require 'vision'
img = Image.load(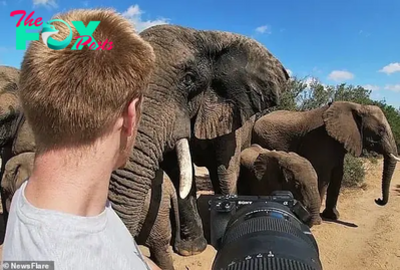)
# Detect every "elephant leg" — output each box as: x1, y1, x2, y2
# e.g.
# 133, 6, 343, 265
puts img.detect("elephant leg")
213, 130, 242, 195
147, 217, 175, 270
318, 182, 328, 205
322, 165, 344, 220
0, 187, 8, 244
149, 244, 174, 270
161, 151, 207, 256
0, 146, 13, 245
207, 165, 221, 194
